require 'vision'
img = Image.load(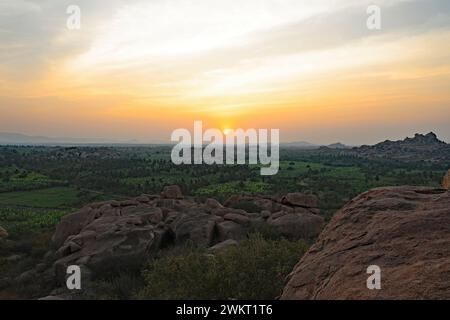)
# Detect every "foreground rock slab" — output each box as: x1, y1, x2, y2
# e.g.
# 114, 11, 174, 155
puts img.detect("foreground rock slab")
281, 186, 450, 300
